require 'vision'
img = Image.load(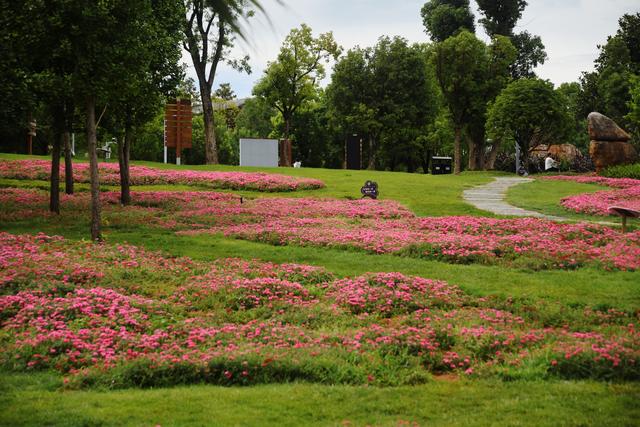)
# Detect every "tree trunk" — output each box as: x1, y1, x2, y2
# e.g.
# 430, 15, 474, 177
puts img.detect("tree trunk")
484, 141, 500, 170
367, 135, 376, 170
63, 131, 74, 194
467, 137, 477, 171
118, 126, 132, 206
282, 117, 292, 167
201, 85, 218, 165
49, 132, 61, 214
86, 96, 102, 242
422, 149, 431, 174
454, 126, 462, 175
